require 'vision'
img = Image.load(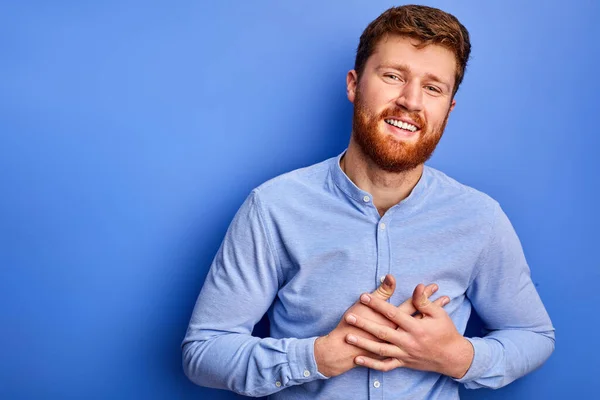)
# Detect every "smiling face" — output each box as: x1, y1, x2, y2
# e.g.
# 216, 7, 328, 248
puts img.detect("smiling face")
347, 35, 457, 173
